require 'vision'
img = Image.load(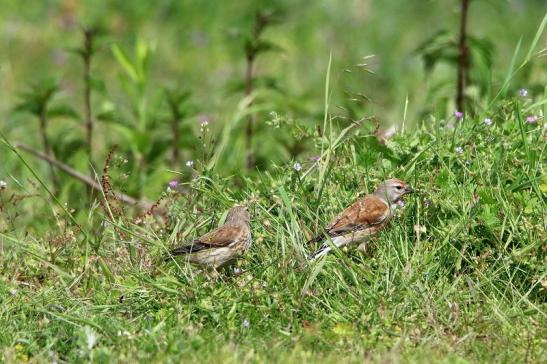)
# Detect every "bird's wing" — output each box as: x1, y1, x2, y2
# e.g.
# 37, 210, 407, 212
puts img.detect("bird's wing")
169, 224, 242, 256
325, 195, 389, 235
